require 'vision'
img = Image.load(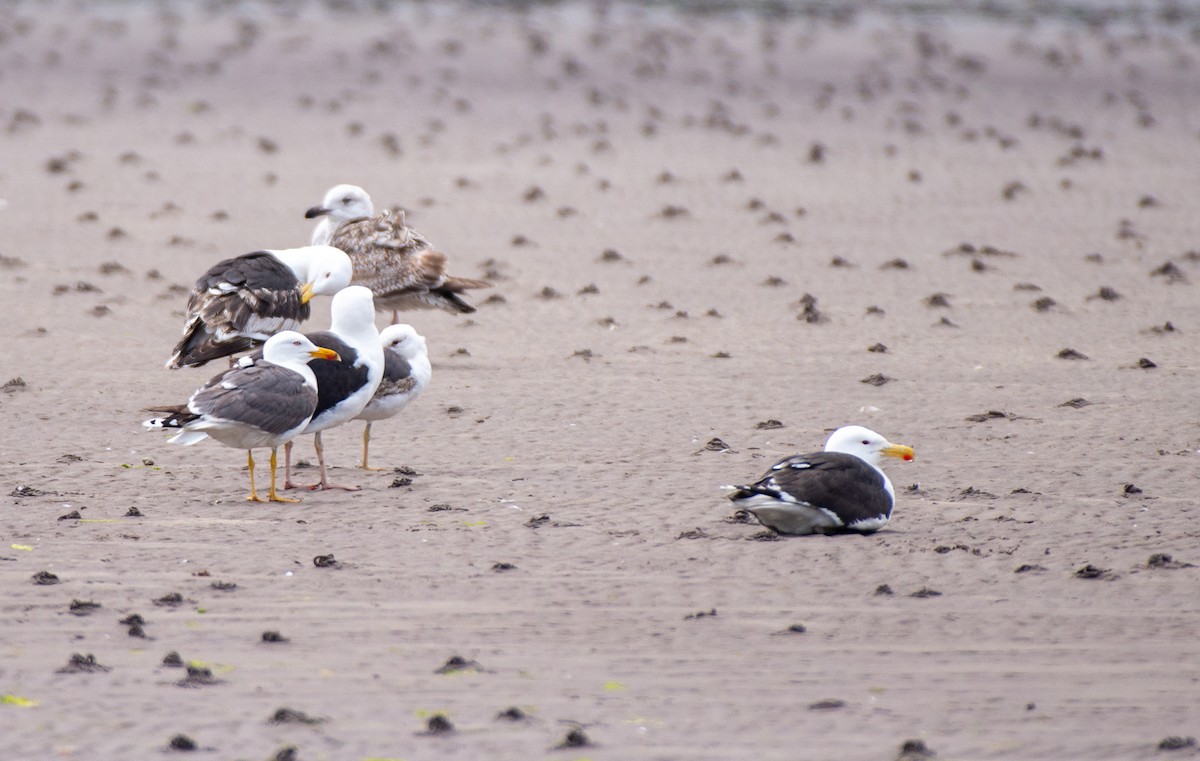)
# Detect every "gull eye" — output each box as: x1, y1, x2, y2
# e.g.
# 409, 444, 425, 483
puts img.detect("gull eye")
862, 440, 870, 445
342, 196, 352, 205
